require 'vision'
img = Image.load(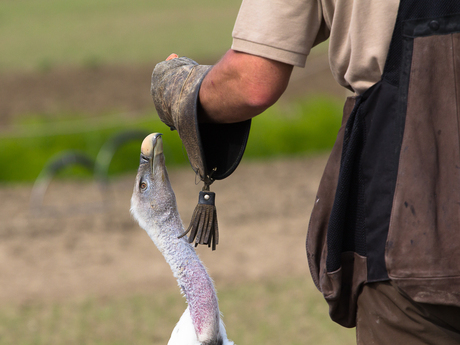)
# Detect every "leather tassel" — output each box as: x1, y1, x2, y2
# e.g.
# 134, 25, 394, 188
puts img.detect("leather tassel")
178, 189, 219, 250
